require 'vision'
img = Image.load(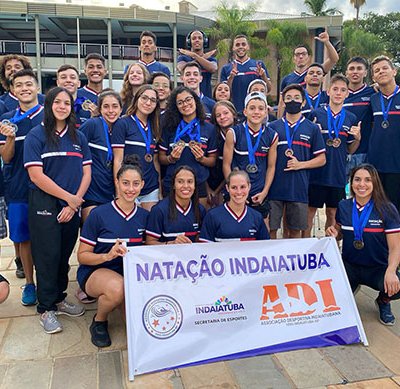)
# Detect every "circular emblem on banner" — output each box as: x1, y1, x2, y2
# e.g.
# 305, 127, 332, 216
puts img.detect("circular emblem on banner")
142, 295, 183, 339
